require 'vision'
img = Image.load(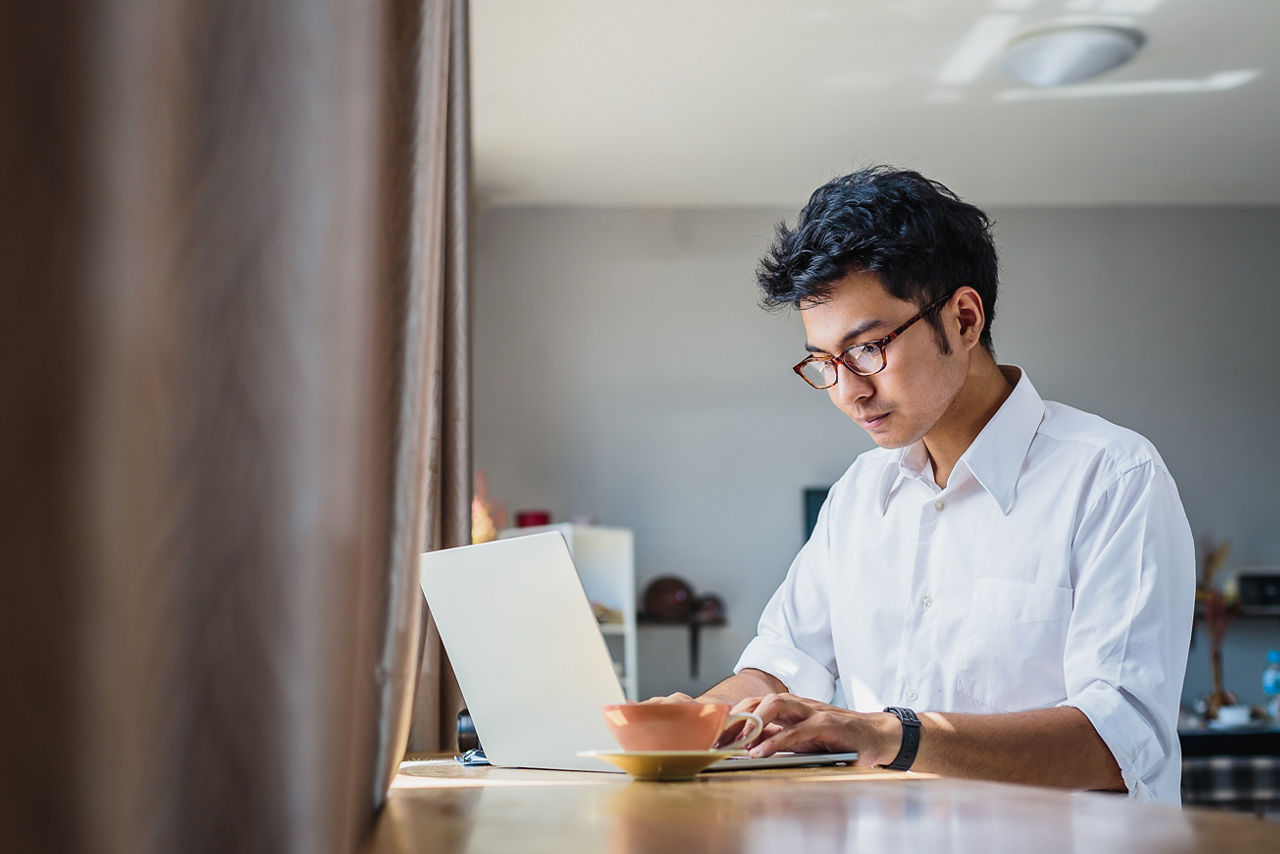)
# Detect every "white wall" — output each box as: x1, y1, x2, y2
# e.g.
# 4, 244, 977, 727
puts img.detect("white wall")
474, 205, 1280, 705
